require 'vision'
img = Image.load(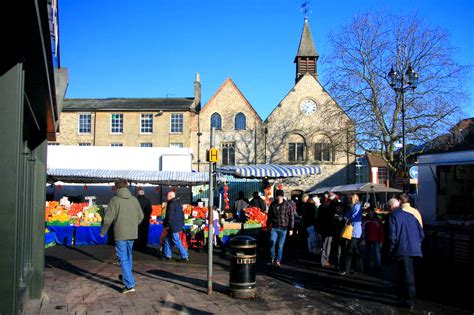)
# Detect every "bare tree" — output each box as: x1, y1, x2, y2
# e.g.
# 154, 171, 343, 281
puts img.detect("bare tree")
323, 11, 471, 176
